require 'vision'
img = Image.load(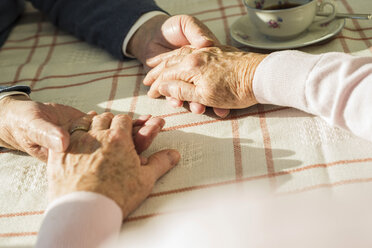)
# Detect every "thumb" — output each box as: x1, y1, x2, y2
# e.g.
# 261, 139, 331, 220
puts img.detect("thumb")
163, 15, 219, 48
146, 149, 180, 181
28, 119, 69, 152
183, 15, 220, 48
